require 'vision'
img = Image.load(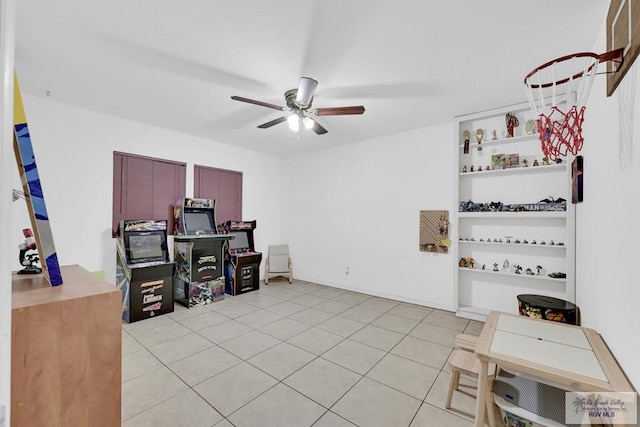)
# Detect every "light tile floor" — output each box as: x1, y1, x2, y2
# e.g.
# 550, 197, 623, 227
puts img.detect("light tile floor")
121, 279, 488, 426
